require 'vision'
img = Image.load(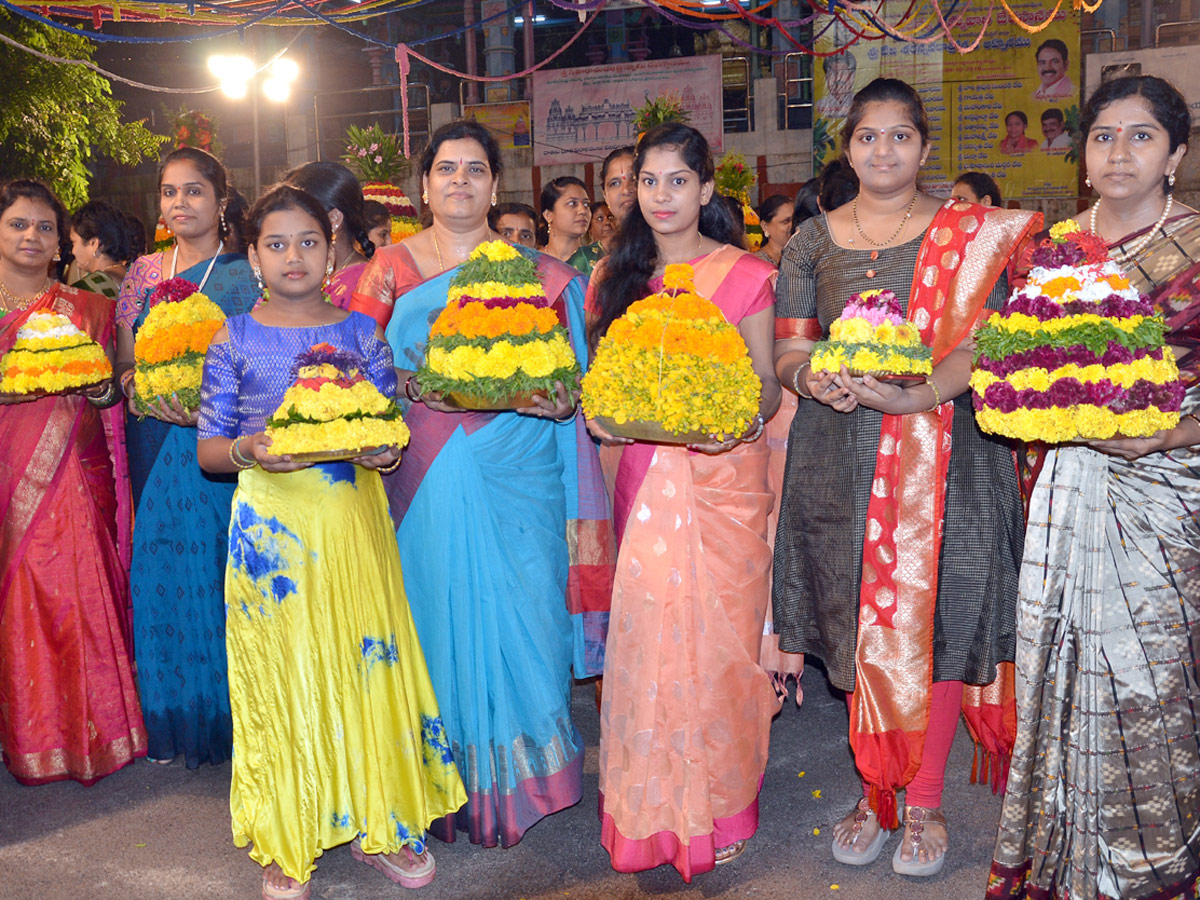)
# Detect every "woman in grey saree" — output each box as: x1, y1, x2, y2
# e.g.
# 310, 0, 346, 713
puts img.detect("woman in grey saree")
987, 76, 1200, 900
